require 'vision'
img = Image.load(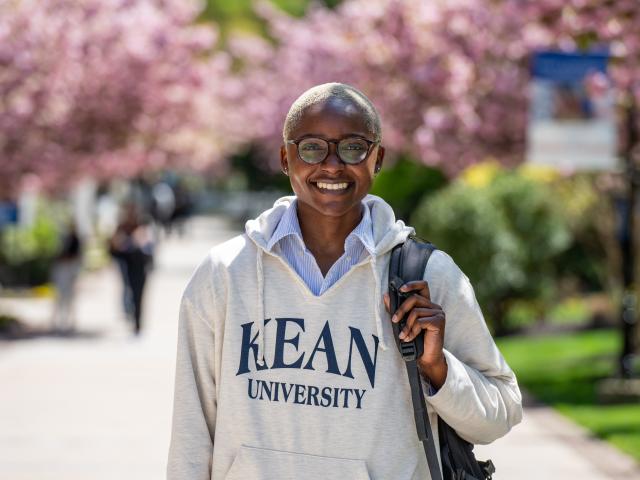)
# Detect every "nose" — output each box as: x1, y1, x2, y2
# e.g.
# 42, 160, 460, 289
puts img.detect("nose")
321, 143, 344, 173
